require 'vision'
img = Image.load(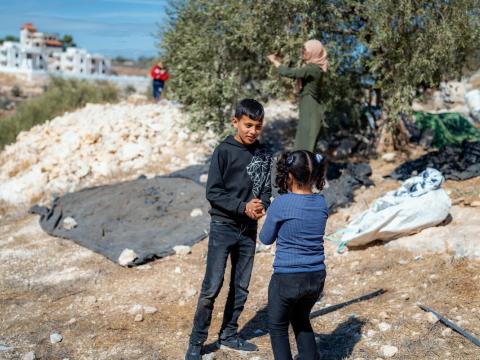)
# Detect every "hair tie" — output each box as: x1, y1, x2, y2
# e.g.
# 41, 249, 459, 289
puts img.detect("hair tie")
286, 155, 294, 167
315, 153, 323, 163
